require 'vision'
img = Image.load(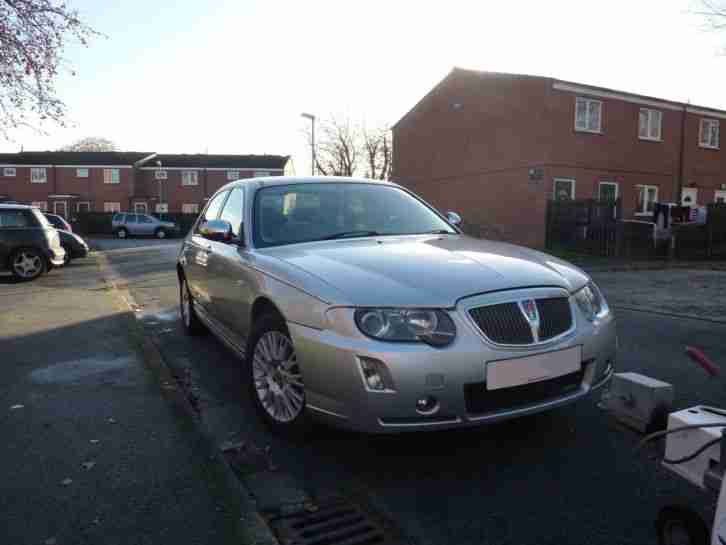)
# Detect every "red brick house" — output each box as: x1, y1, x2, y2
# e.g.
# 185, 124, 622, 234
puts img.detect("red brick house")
0, 151, 292, 217
392, 68, 726, 248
